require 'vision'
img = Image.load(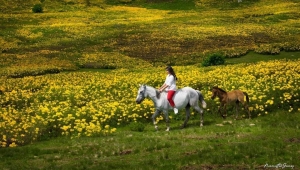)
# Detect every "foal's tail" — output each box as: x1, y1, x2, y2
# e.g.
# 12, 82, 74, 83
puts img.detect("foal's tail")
243, 92, 249, 104
196, 90, 207, 109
